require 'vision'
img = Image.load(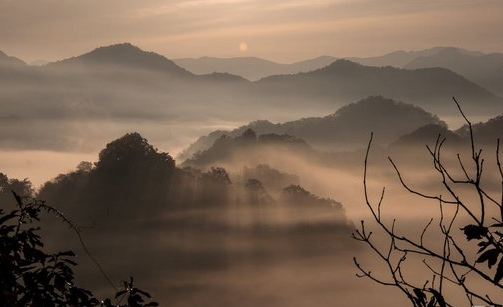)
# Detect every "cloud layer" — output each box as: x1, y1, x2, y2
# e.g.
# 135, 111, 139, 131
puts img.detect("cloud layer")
1, 0, 502, 62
